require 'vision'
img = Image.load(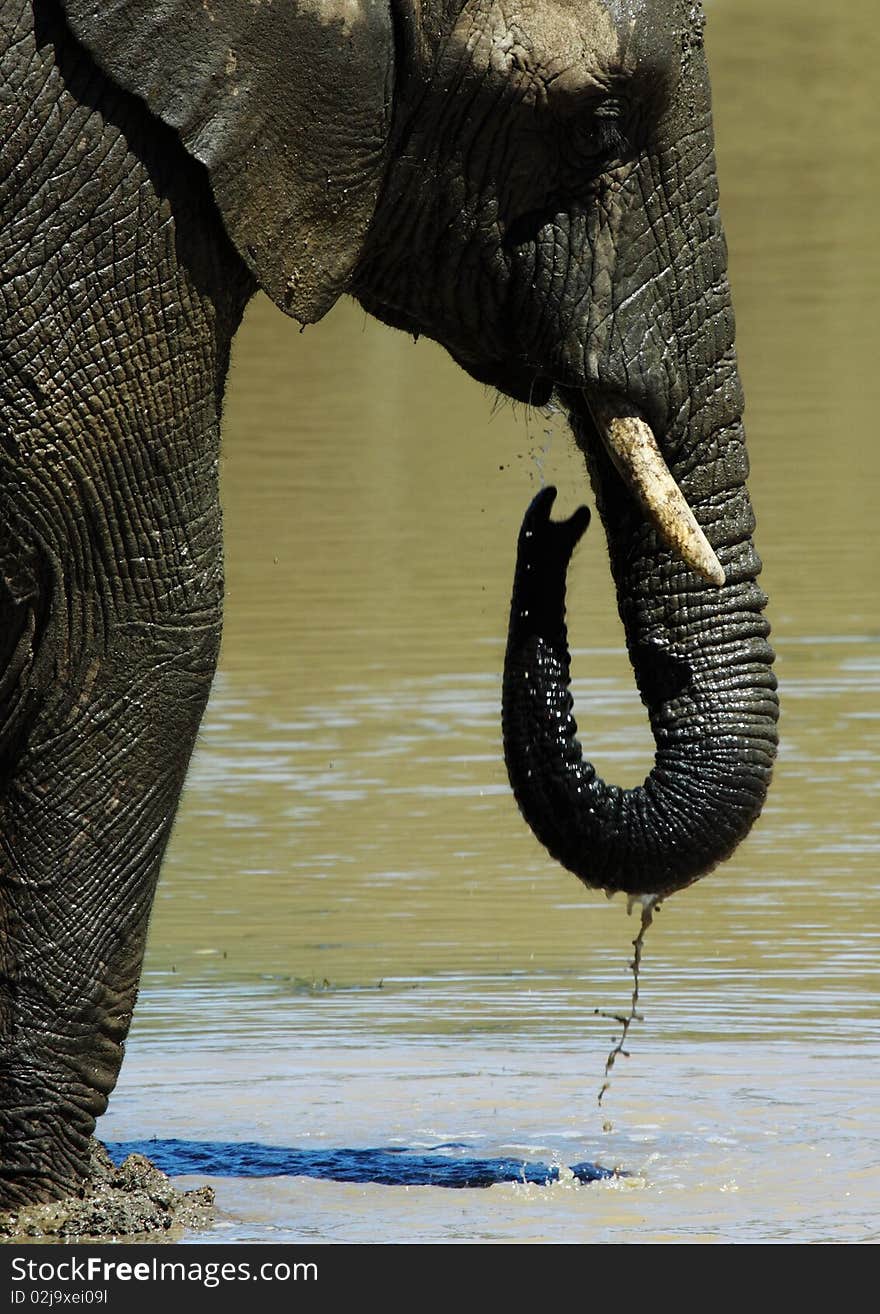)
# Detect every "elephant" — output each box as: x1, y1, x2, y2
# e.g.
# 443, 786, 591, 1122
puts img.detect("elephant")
0, 0, 778, 1208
